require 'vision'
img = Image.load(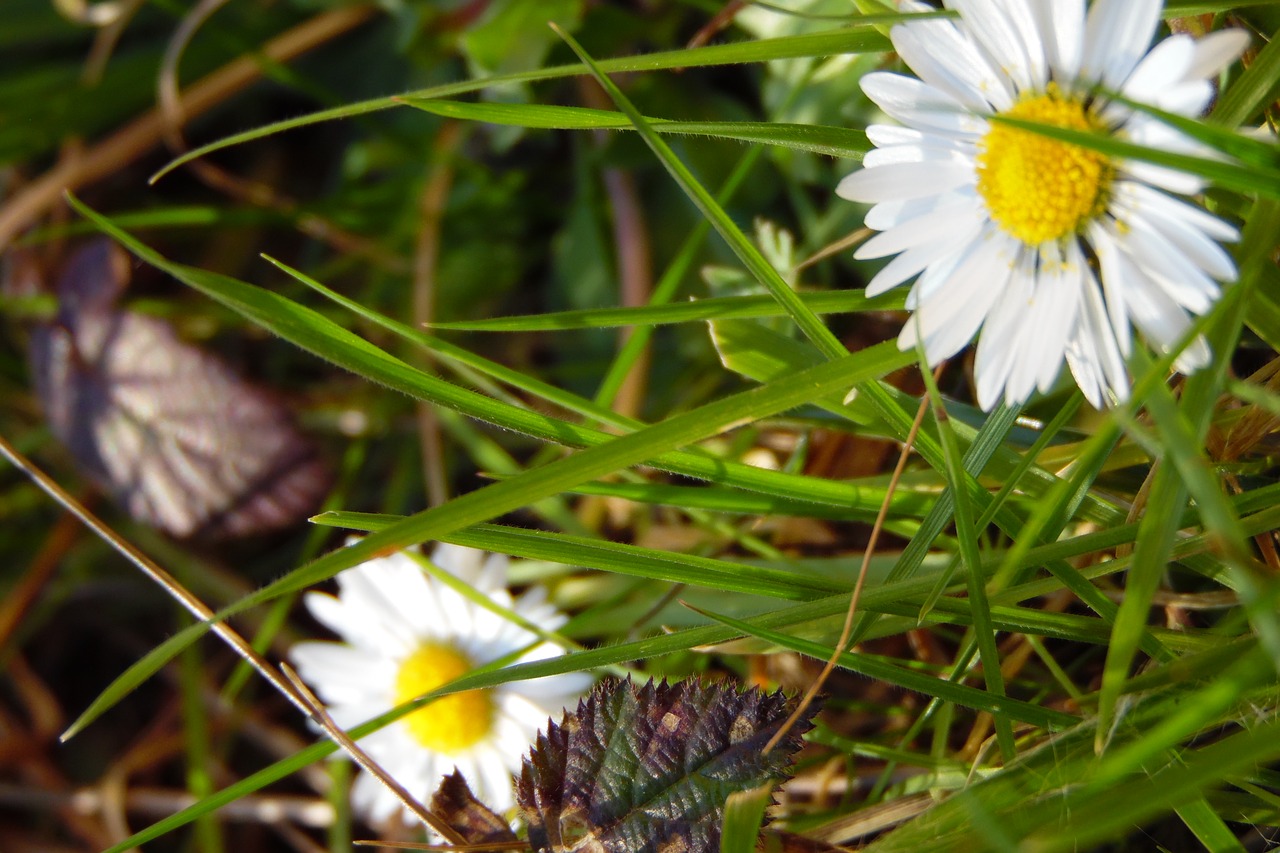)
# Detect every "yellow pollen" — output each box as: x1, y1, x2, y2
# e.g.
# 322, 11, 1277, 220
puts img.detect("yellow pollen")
976, 88, 1113, 245
393, 641, 493, 754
